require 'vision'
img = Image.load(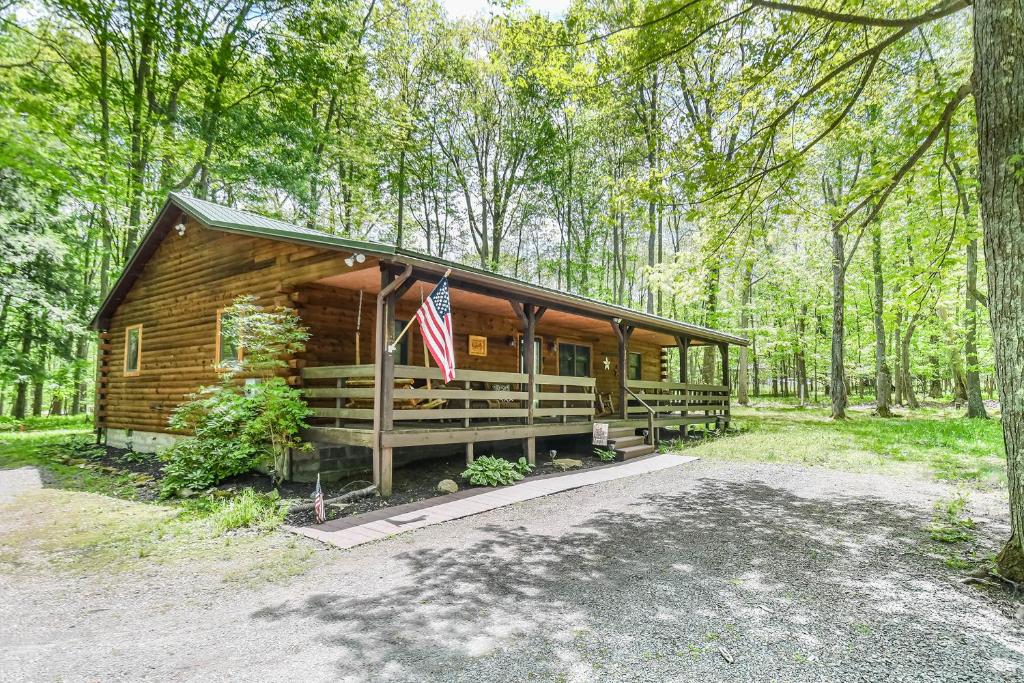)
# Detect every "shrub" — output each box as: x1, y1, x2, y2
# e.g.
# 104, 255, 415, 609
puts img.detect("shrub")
594, 447, 617, 462
462, 455, 529, 487
158, 296, 311, 498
